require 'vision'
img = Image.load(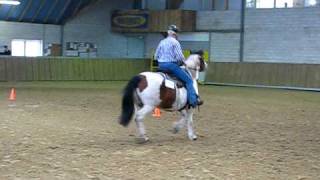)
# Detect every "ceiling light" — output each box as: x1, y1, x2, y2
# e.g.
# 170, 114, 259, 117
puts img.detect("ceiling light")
0, 0, 20, 5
